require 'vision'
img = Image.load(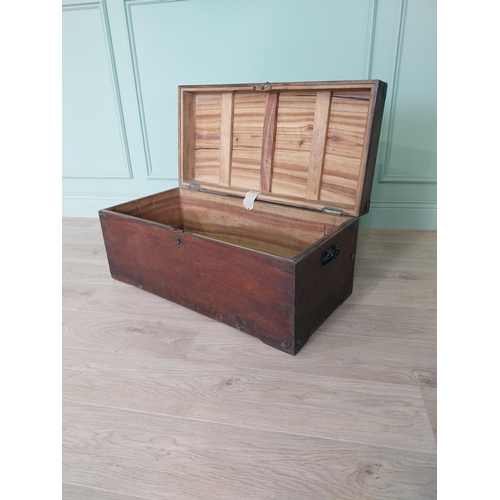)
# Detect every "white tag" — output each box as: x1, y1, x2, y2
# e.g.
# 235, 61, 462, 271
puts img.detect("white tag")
243, 191, 260, 210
